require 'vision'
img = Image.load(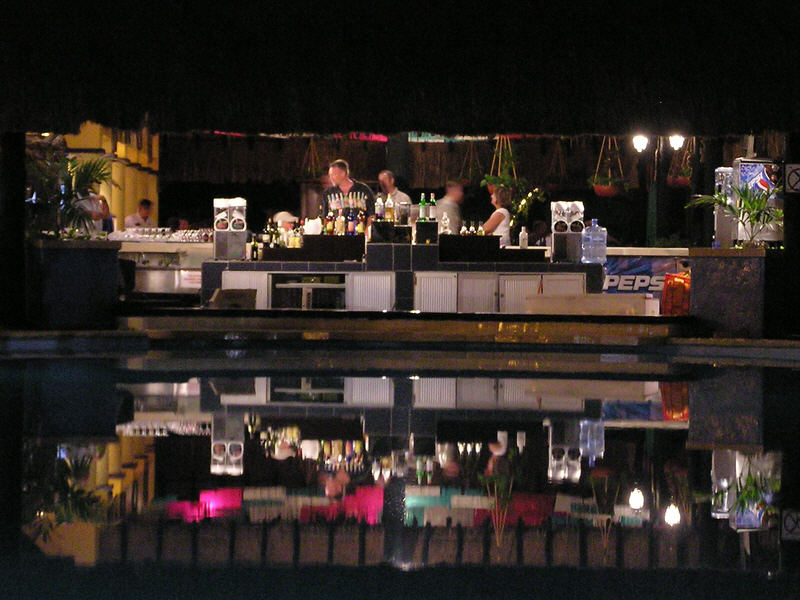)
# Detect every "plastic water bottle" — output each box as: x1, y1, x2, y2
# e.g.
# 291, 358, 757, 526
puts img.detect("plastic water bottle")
581, 218, 607, 264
